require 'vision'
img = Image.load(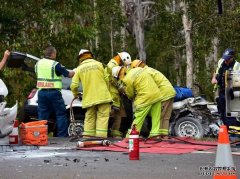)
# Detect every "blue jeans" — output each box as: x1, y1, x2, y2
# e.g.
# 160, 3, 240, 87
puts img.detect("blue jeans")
38, 89, 68, 137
